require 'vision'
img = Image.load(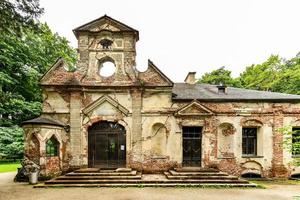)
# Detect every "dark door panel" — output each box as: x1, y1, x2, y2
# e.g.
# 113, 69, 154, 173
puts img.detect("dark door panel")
88, 122, 126, 168
182, 126, 202, 167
